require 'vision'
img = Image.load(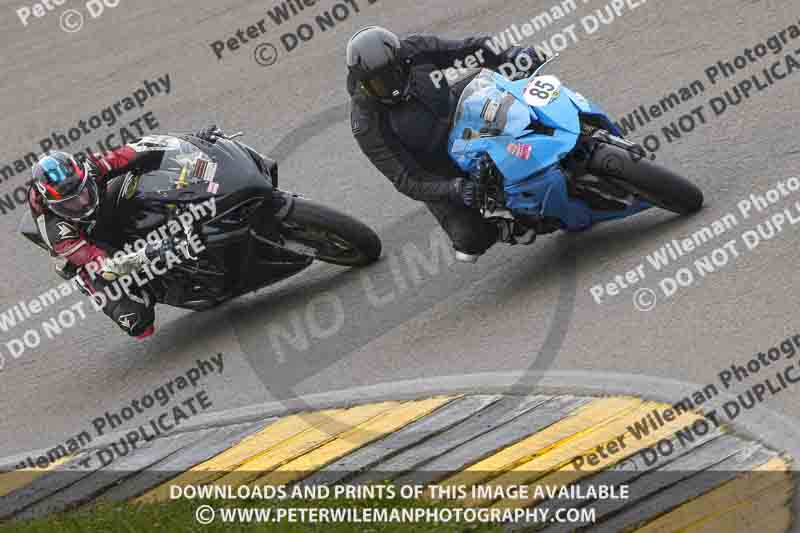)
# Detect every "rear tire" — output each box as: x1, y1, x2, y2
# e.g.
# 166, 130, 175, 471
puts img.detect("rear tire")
280, 197, 382, 267
588, 142, 704, 215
